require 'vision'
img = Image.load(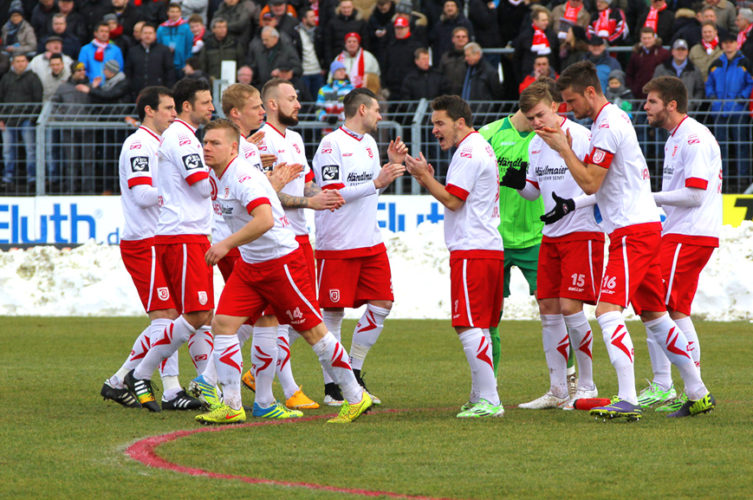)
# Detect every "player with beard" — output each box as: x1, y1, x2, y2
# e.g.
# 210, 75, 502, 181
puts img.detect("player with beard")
124, 78, 218, 411
101, 86, 201, 412
405, 95, 505, 418
536, 61, 715, 420
196, 119, 372, 424
235, 78, 344, 414
312, 88, 407, 406
639, 76, 722, 415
